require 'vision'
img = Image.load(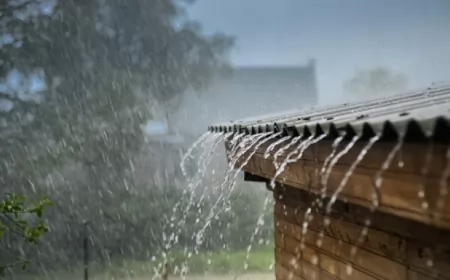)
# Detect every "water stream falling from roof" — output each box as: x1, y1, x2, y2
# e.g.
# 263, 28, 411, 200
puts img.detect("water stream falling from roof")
313, 135, 360, 252
190, 133, 273, 259
180, 131, 211, 176
325, 134, 379, 276
326, 135, 379, 214
264, 135, 291, 159
158, 123, 450, 278
241, 194, 272, 274
165, 133, 225, 251
316, 136, 344, 207
273, 136, 302, 170
418, 142, 434, 214
162, 132, 223, 267
269, 134, 327, 190
346, 137, 404, 271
